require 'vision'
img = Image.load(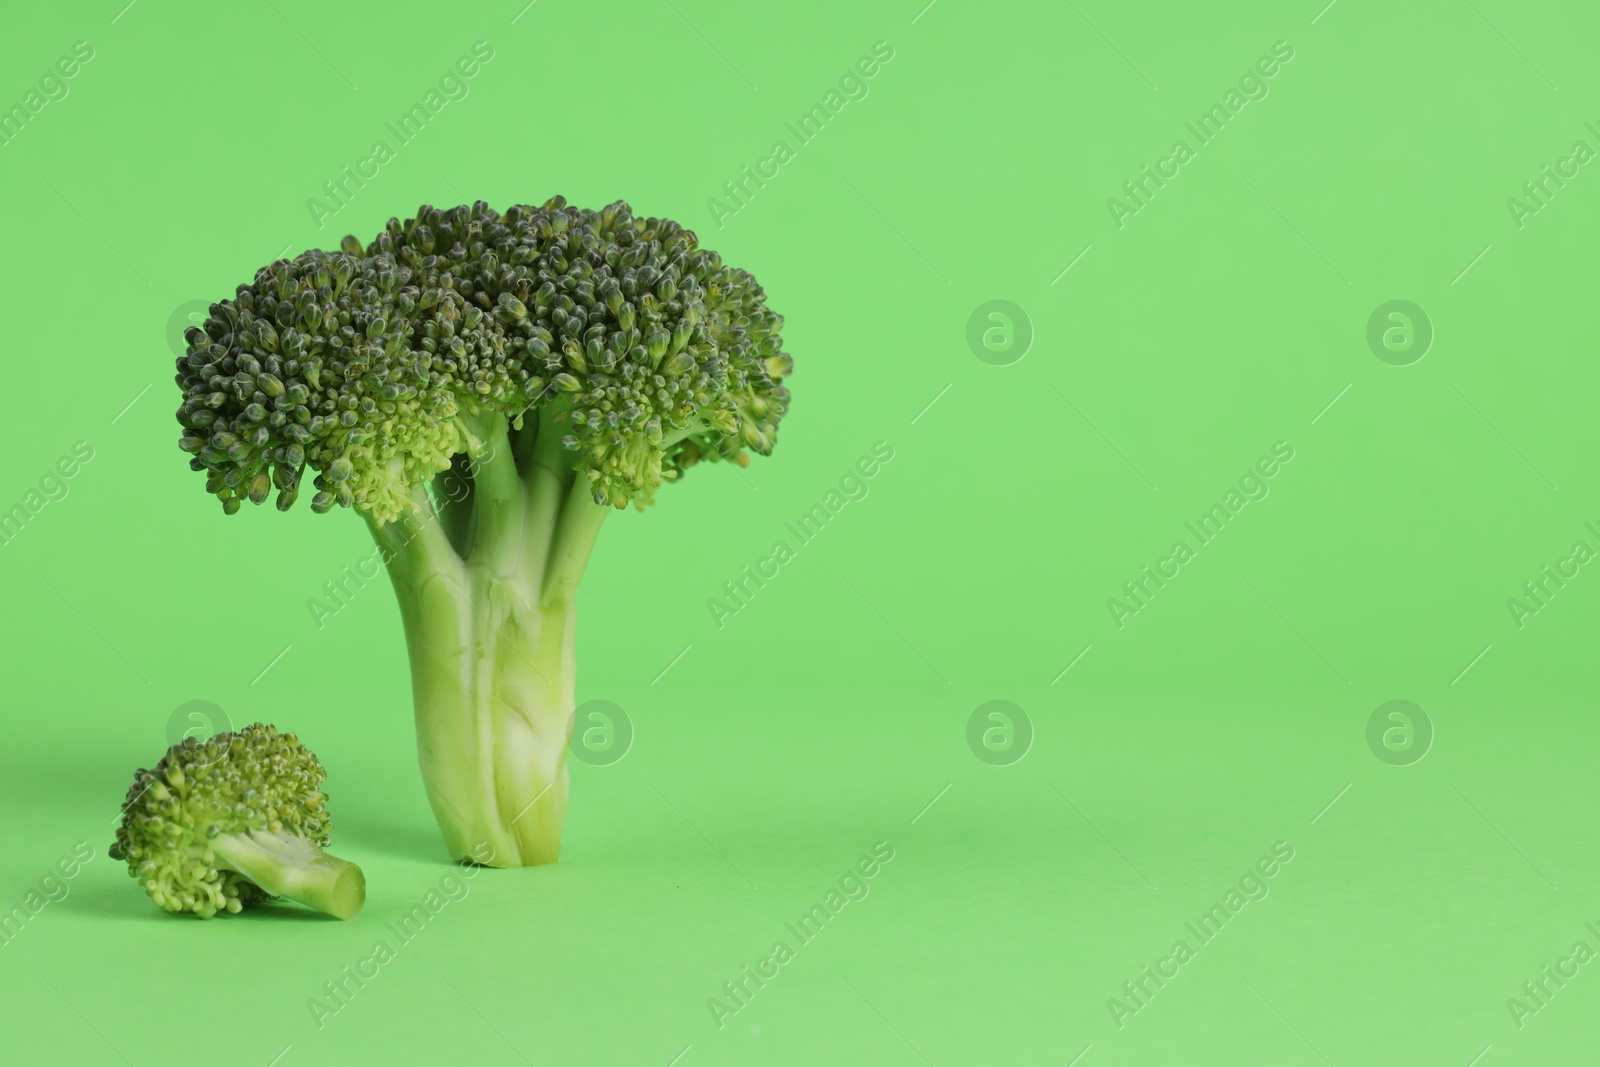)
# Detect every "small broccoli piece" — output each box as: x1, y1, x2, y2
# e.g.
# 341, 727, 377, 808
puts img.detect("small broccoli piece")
110, 723, 365, 919
172, 199, 792, 867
